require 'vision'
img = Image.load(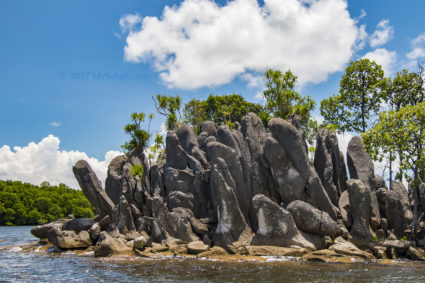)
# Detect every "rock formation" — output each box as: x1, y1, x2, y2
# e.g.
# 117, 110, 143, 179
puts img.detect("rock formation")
31, 113, 425, 261
314, 128, 347, 206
